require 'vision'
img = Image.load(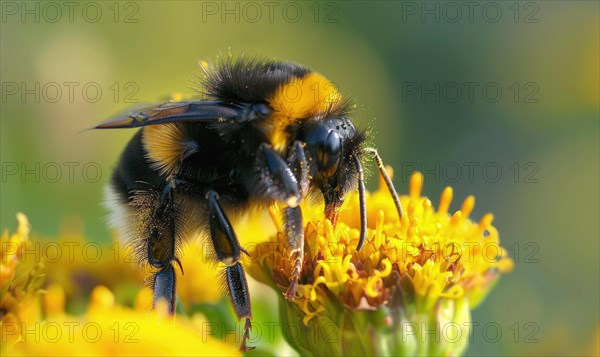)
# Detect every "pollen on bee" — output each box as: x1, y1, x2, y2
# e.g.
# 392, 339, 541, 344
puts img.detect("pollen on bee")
286, 195, 301, 208
222, 257, 236, 266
